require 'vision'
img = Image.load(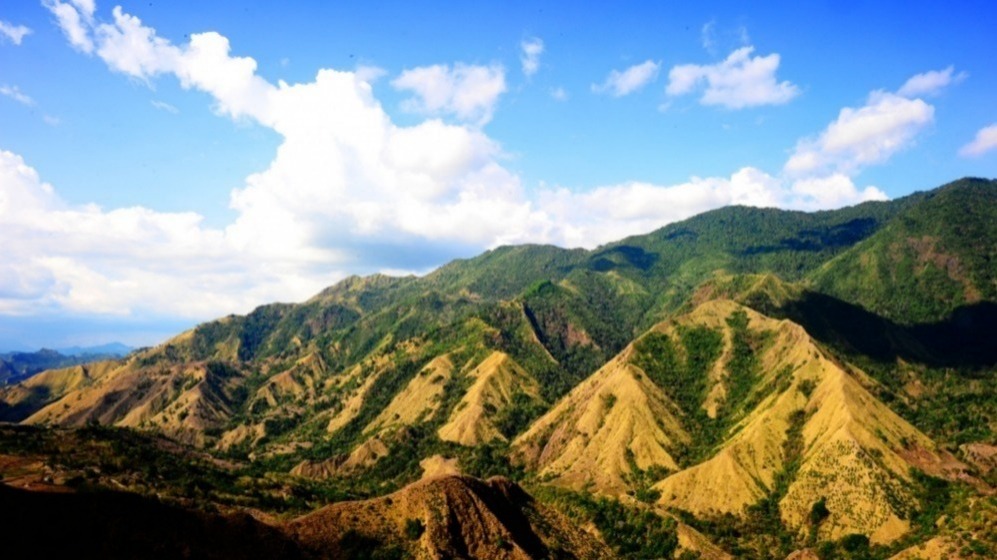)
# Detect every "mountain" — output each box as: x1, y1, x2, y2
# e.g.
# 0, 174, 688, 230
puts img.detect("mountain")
56, 342, 133, 357
645, 301, 958, 544
812, 178, 997, 324
437, 351, 544, 447
515, 297, 973, 546
1, 177, 995, 559
287, 472, 611, 559
0, 345, 133, 386
0, 425, 604, 560
512, 348, 688, 496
